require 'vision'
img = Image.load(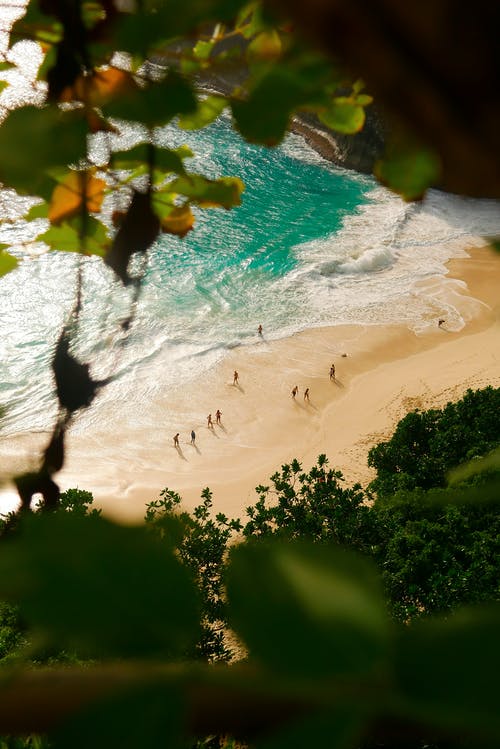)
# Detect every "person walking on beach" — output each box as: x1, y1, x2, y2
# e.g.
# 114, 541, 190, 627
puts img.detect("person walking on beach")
207, 413, 213, 429
329, 363, 336, 380
190, 430, 196, 445
304, 387, 310, 401
173, 433, 180, 447
258, 324, 263, 336
233, 370, 239, 385
291, 385, 298, 398
215, 409, 222, 424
